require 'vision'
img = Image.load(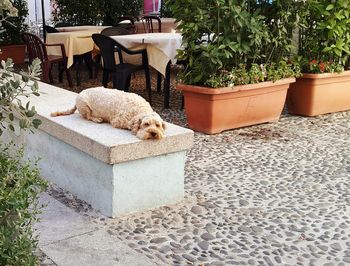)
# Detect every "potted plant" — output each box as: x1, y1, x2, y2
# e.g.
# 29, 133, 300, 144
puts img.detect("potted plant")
167, 0, 302, 134
0, 0, 28, 64
287, 0, 350, 116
